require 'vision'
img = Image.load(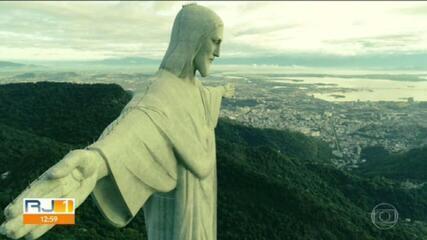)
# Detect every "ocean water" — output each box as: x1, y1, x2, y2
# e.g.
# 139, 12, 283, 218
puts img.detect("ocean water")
213, 65, 427, 102
275, 77, 427, 101
272, 77, 427, 102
